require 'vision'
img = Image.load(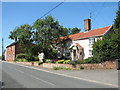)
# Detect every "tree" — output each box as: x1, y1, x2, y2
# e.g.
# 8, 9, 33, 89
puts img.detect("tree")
93, 6, 120, 62
70, 27, 81, 34
9, 24, 34, 57
32, 15, 69, 59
